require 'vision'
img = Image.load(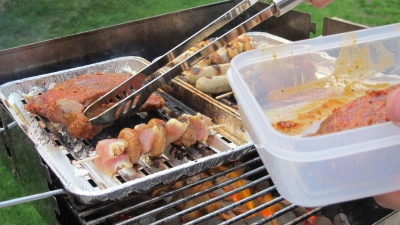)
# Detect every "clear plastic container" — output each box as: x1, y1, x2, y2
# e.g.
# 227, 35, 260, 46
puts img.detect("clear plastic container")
226, 24, 400, 207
